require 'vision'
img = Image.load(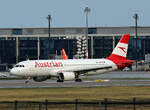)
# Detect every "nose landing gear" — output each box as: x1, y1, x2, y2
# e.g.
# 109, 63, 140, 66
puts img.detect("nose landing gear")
25, 77, 30, 84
